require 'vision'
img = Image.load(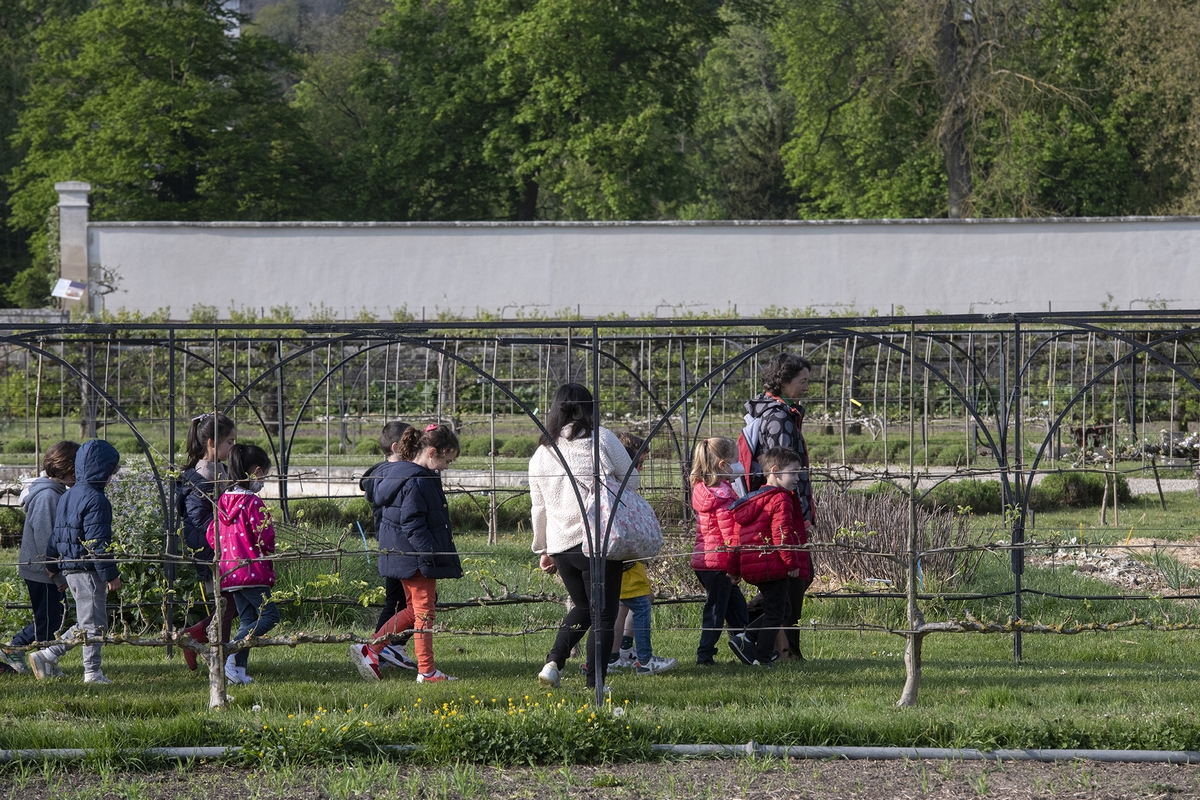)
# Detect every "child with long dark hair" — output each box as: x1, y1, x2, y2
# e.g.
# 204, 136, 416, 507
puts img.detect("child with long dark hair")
350, 424, 463, 683
207, 444, 278, 685
177, 411, 238, 670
